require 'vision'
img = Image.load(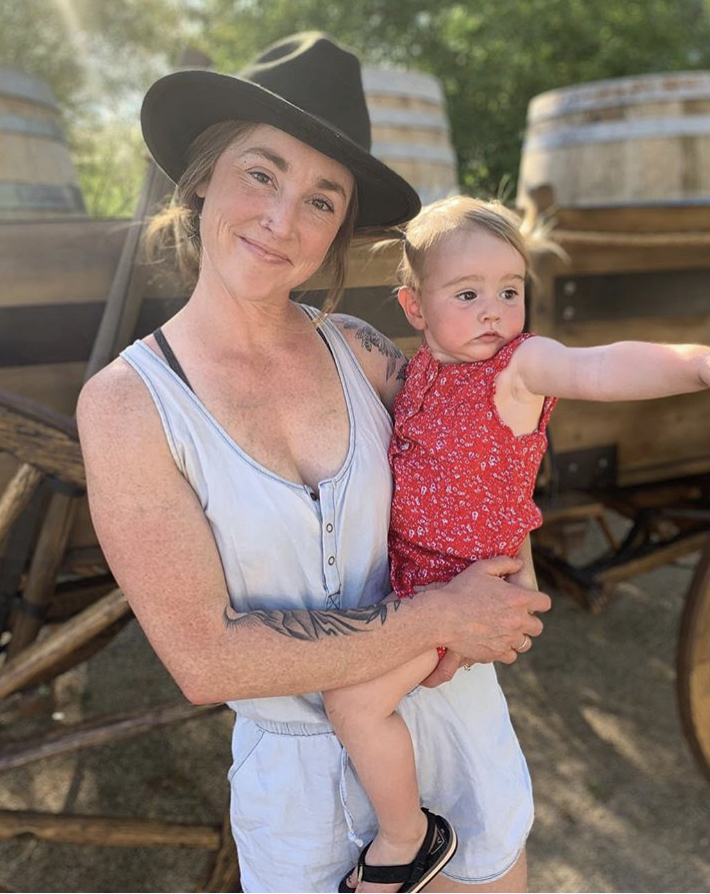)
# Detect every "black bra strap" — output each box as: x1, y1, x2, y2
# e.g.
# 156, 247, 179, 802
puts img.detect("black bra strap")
153, 328, 194, 392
